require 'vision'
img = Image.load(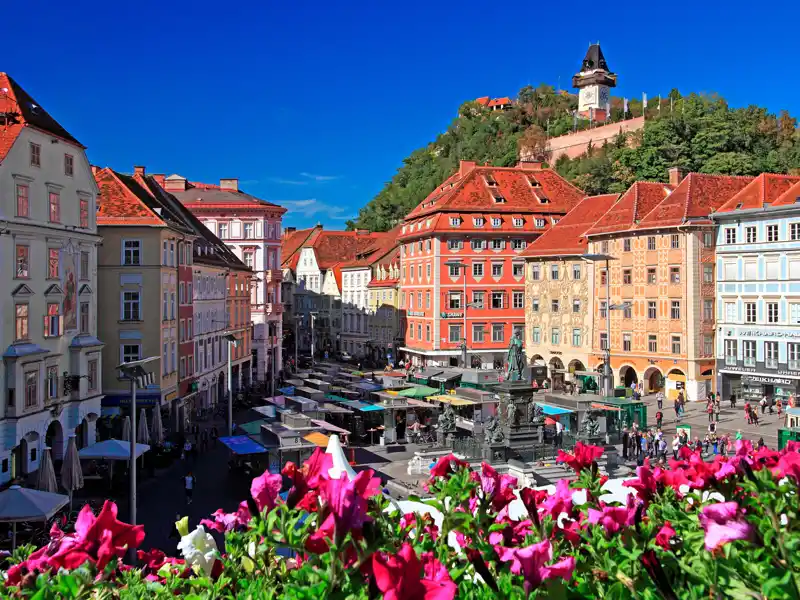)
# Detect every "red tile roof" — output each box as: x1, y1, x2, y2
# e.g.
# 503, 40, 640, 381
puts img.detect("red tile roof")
94, 168, 169, 226
475, 97, 490, 106
402, 164, 584, 239
636, 173, 753, 229
281, 227, 319, 269
585, 182, 673, 236
313, 231, 383, 270
772, 180, 800, 207
488, 97, 512, 107
715, 173, 800, 213
0, 72, 83, 161
522, 194, 620, 257
168, 176, 286, 213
